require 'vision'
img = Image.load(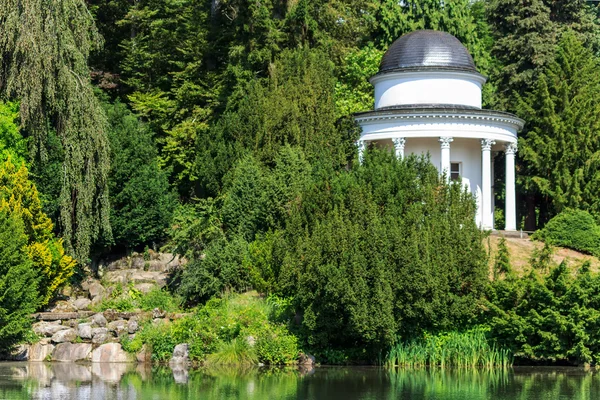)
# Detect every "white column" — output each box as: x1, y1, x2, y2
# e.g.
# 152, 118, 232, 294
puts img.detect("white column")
481, 139, 495, 230
505, 142, 518, 231
439, 137, 453, 179
357, 139, 366, 165
392, 137, 406, 159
